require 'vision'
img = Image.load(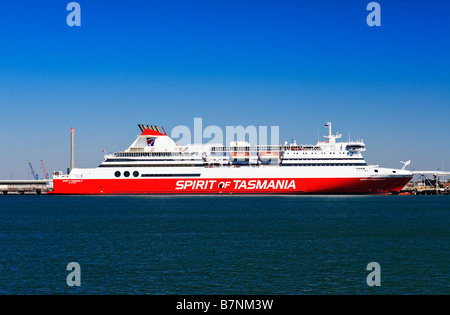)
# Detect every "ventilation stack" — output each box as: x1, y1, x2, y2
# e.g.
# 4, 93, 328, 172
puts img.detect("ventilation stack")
70, 127, 75, 173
